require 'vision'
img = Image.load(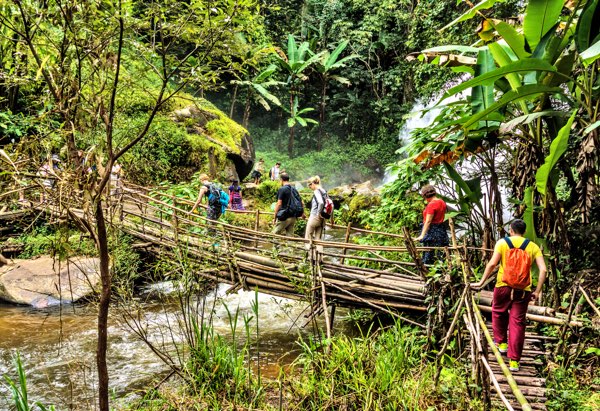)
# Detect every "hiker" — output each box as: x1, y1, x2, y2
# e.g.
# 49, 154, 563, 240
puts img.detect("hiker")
190, 173, 222, 222
305, 176, 326, 244
110, 161, 123, 196
37, 154, 61, 203
414, 184, 449, 264
250, 158, 265, 184
269, 162, 281, 181
228, 179, 245, 210
272, 173, 303, 236
470, 219, 547, 372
